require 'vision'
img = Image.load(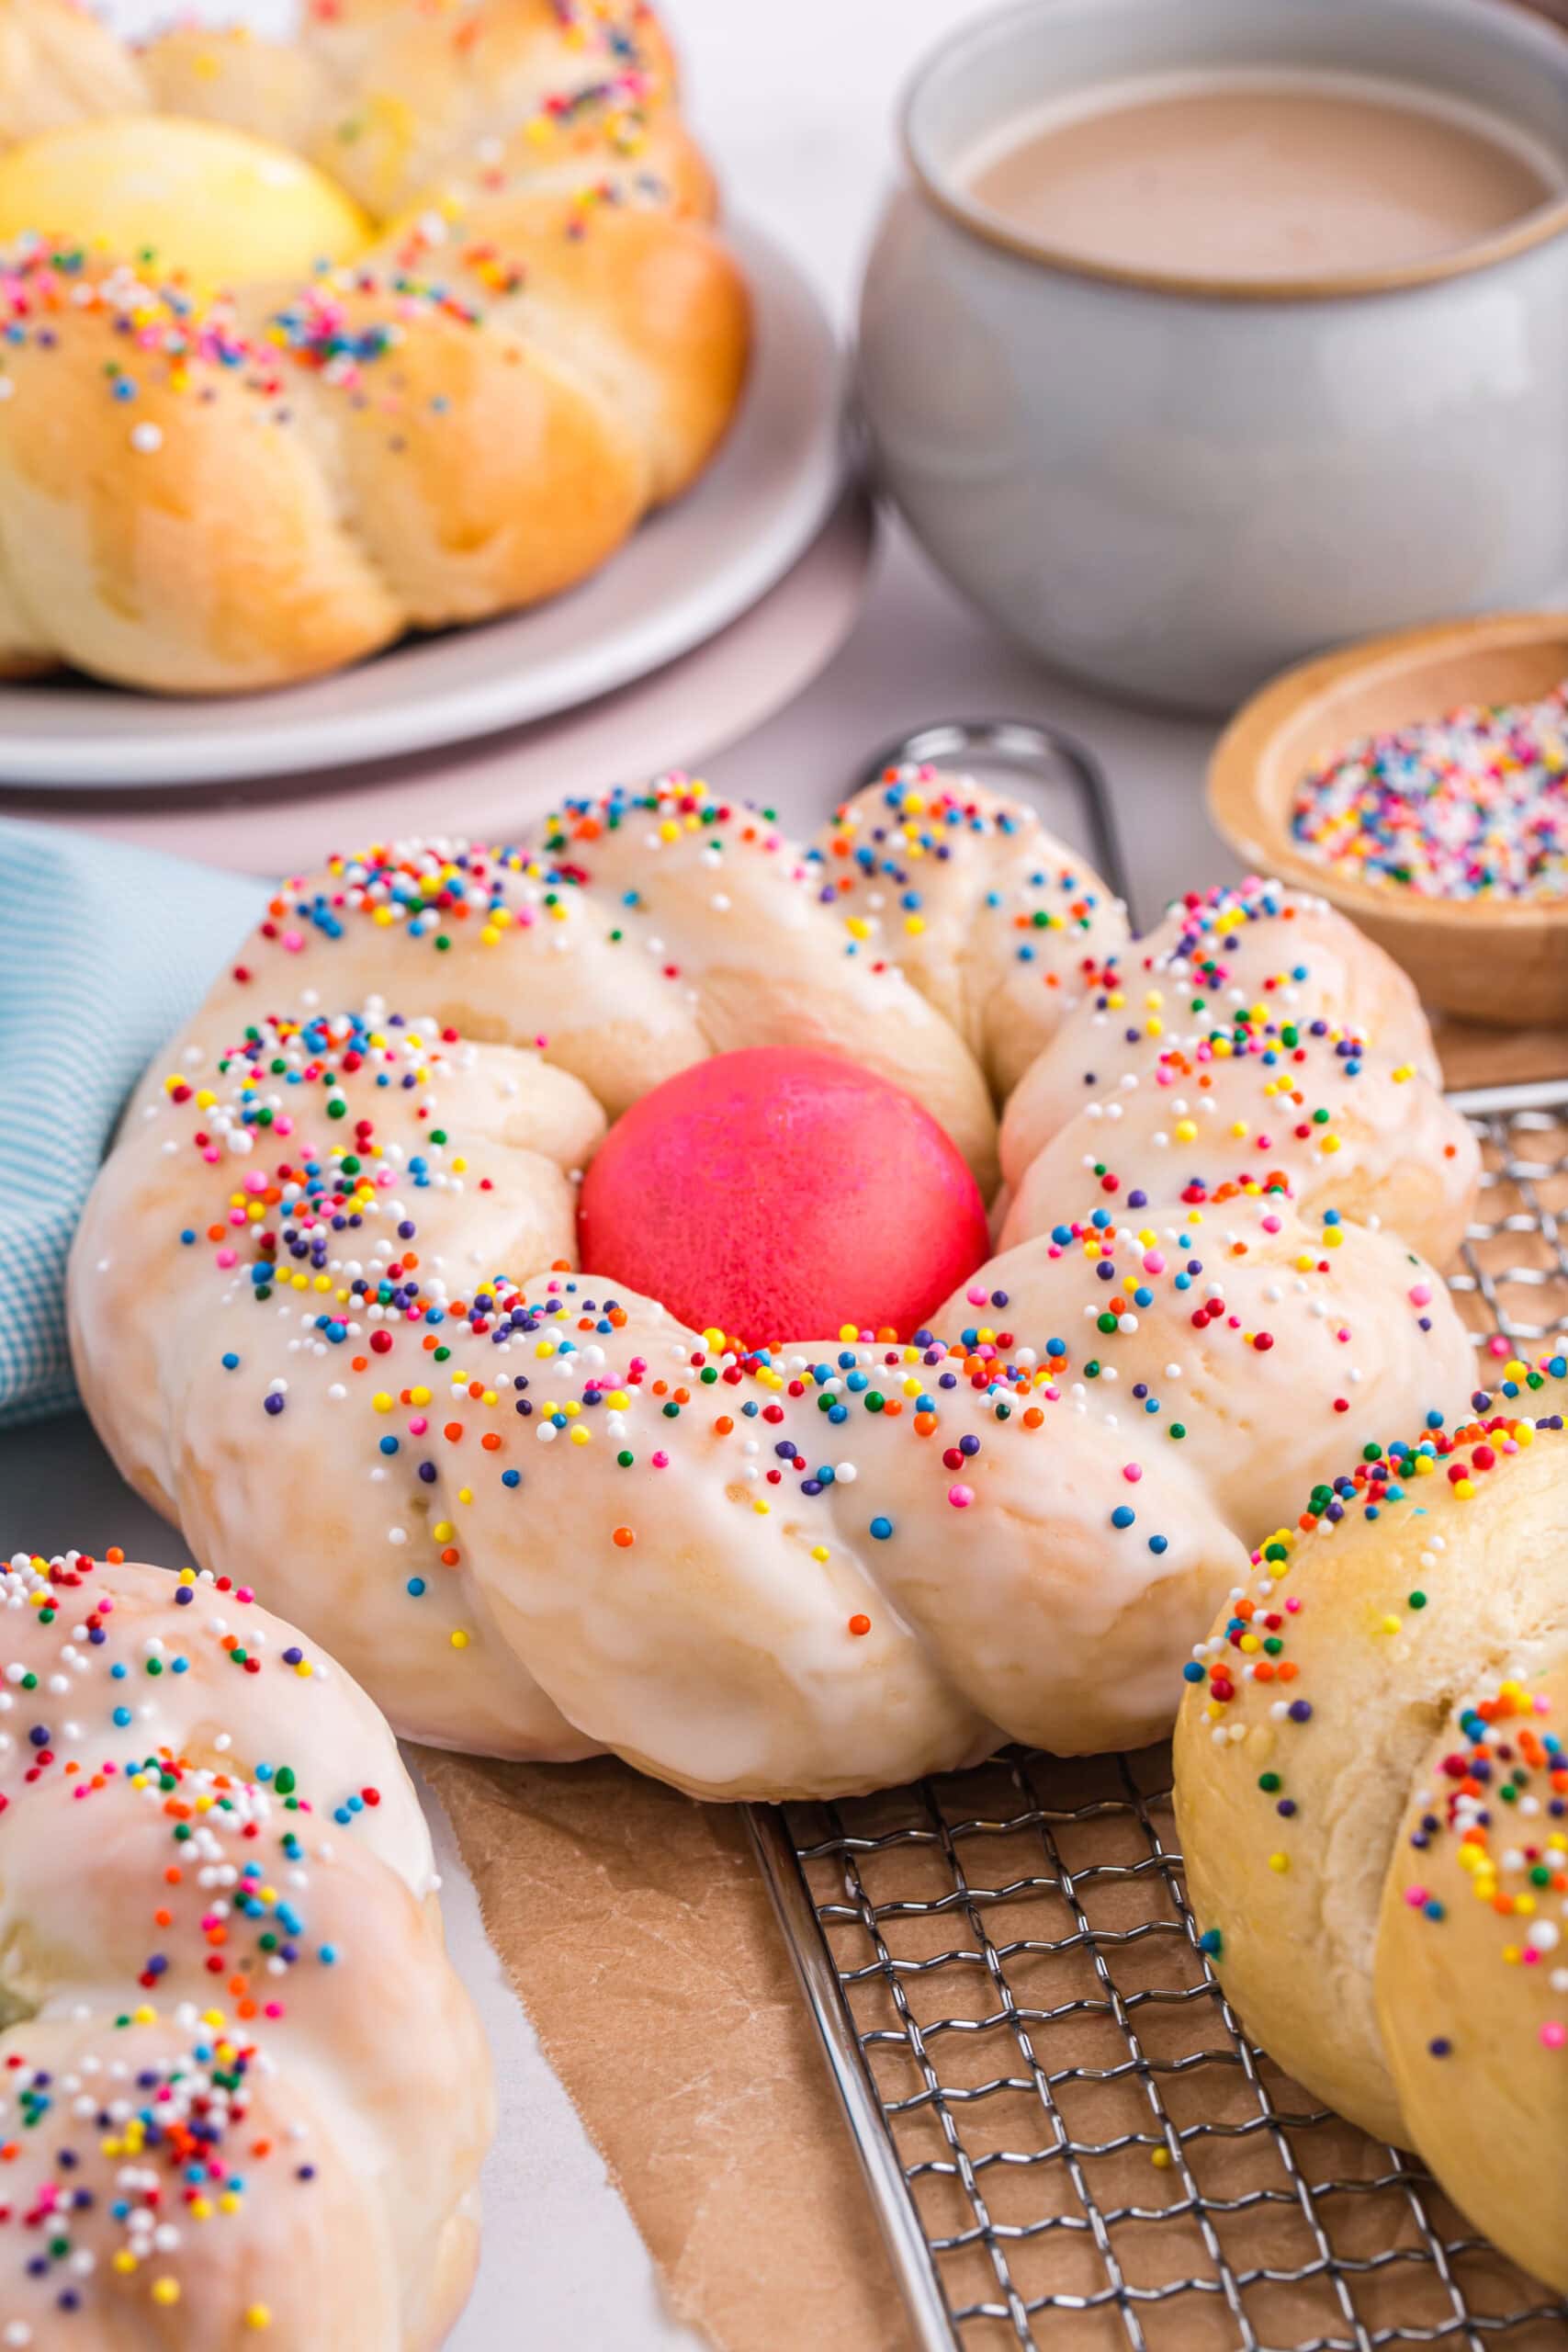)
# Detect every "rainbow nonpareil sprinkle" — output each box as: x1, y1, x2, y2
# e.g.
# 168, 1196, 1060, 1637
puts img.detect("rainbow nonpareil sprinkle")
1289, 684, 1568, 901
